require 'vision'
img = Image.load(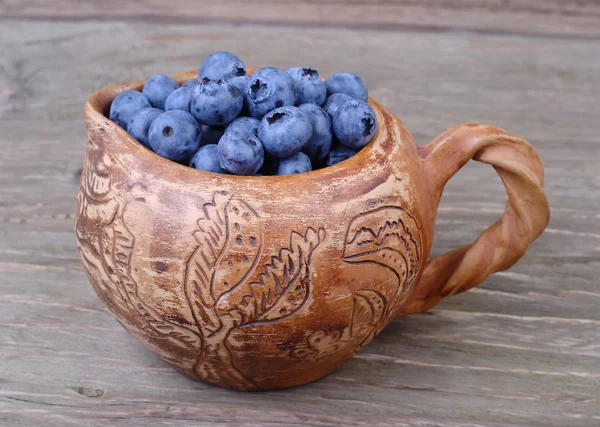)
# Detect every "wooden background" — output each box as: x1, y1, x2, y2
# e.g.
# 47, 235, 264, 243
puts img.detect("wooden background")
1, 1, 599, 426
